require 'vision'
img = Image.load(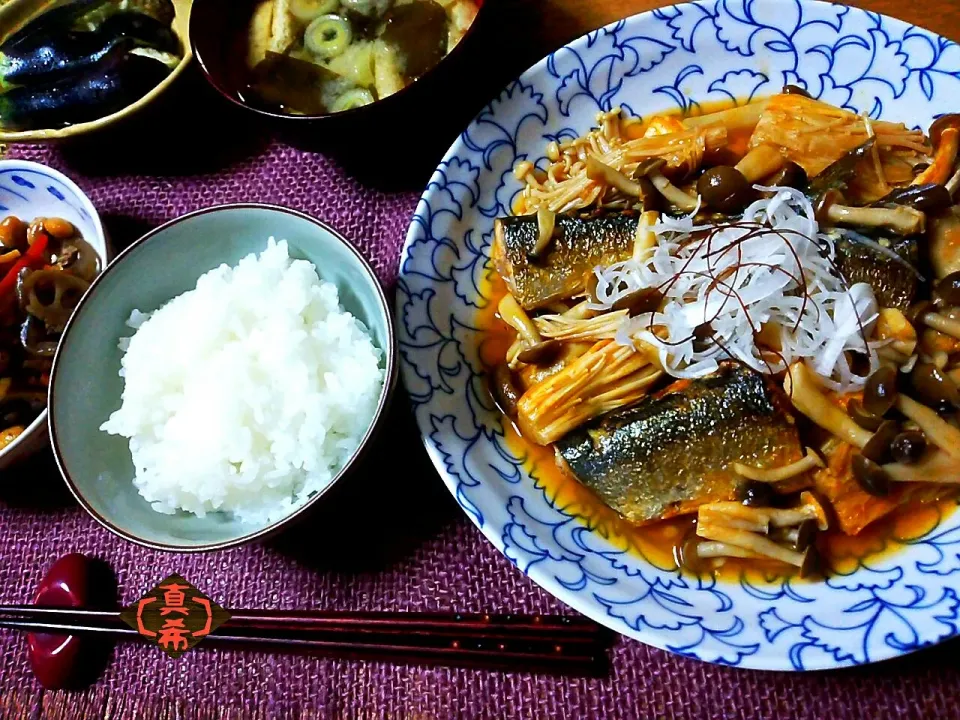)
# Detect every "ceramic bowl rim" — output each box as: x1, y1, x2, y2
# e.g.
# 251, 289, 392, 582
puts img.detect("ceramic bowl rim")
48, 202, 398, 553
189, 0, 486, 123
0, 158, 109, 466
